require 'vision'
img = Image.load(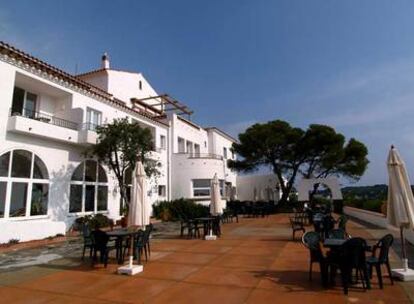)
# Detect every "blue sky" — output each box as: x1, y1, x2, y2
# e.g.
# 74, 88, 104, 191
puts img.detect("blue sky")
1, 0, 414, 186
